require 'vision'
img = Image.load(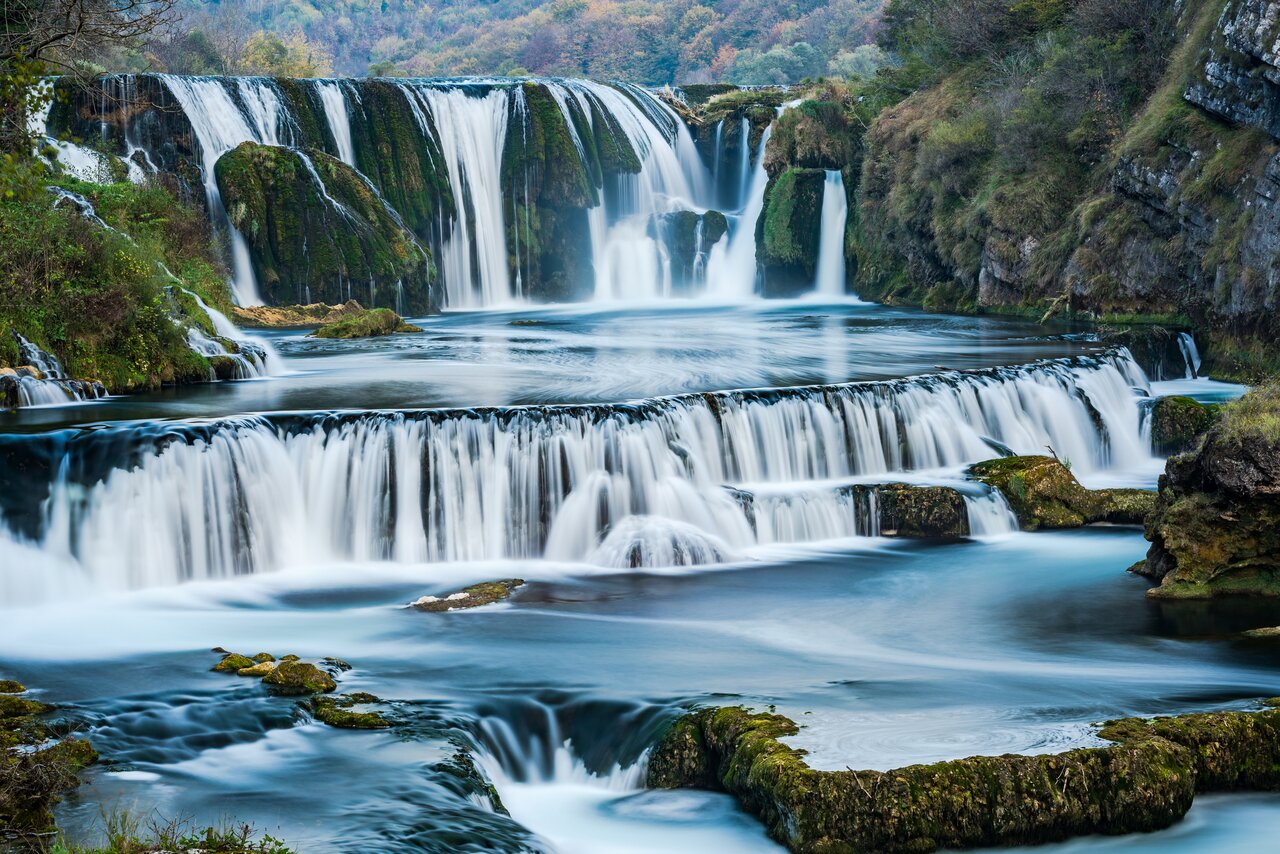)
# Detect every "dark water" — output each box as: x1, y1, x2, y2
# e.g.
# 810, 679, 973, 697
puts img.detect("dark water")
0, 301, 1273, 852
